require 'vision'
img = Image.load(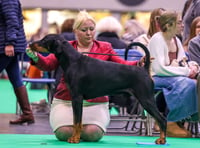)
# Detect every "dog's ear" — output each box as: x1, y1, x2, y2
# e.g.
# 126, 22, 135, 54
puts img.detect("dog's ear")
54, 35, 72, 54
42, 35, 61, 53
53, 39, 63, 54
42, 34, 68, 54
